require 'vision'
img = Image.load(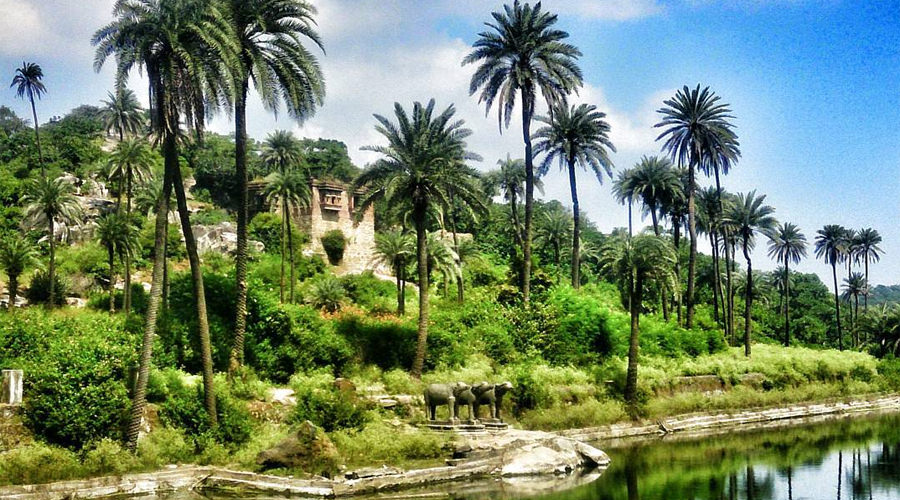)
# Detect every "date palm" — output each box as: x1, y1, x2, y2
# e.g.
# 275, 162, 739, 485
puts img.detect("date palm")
854, 228, 882, 312
767, 222, 807, 346
93, 0, 238, 447
374, 228, 414, 315
600, 234, 676, 405
224, 0, 324, 375
535, 209, 573, 283
697, 186, 725, 326
655, 84, 739, 329
483, 155, 543, 247
627, 156, 681, 237
464, 1, 582, 303
353, 99, 481, 378
533, 103, 614, 288
95, 213, 139, 313
612, 168, 637, 237
815, 224, 848, 351
10, 62, 48, 176
260, 130, 303, 174
263, 170, 310, 303
100, 88, 145, 141
723, 190, 775, 357
0, 235, 39, 310
23, 176, 83, 309
842, 272, 866, 346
